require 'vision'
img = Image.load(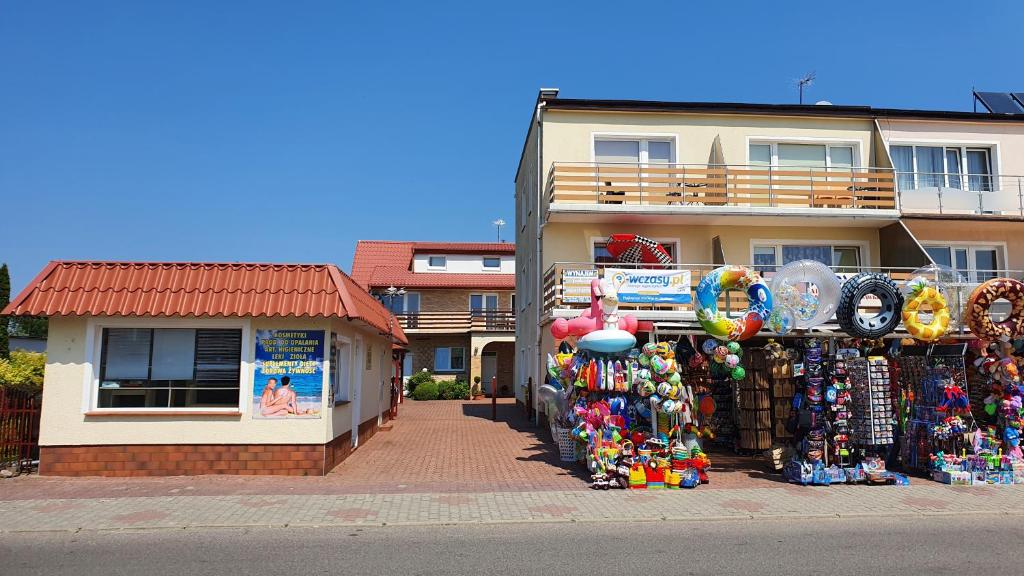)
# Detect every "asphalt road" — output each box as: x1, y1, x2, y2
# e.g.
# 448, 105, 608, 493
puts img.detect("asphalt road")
3, 514, 1021, 575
